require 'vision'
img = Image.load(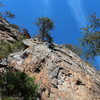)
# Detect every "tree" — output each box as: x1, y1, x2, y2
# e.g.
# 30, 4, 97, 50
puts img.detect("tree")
80, 13, 100, 59
5, 11, 15, 19
22, 28, 31, 38
0, 2, 15, 19
35, 17, 54, 43
0, 11, 16, 19
0, 69, 38, 100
